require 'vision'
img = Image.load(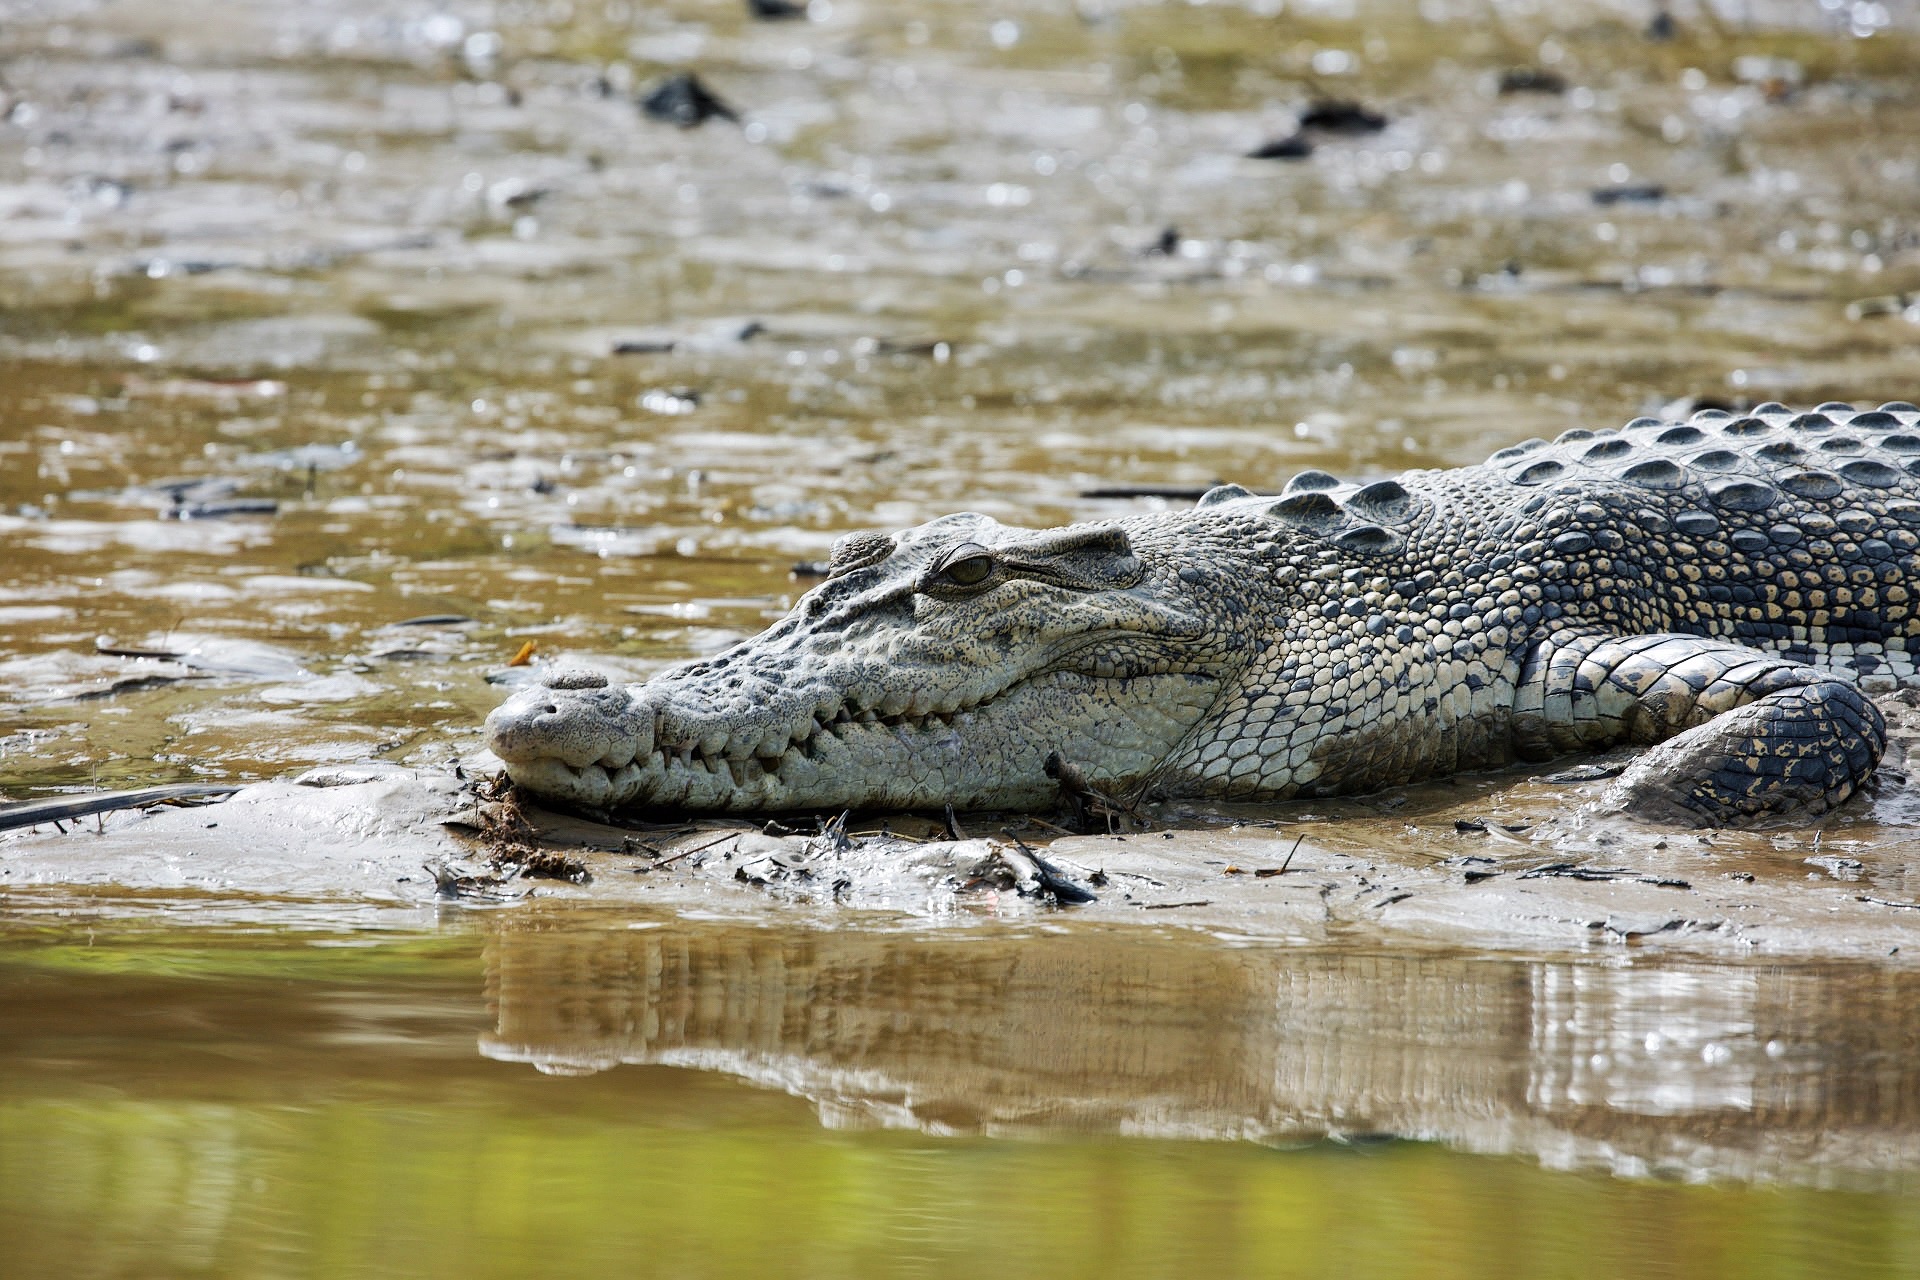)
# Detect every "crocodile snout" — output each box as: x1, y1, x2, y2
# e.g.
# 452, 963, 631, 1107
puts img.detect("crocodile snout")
485, 674, 654, 770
